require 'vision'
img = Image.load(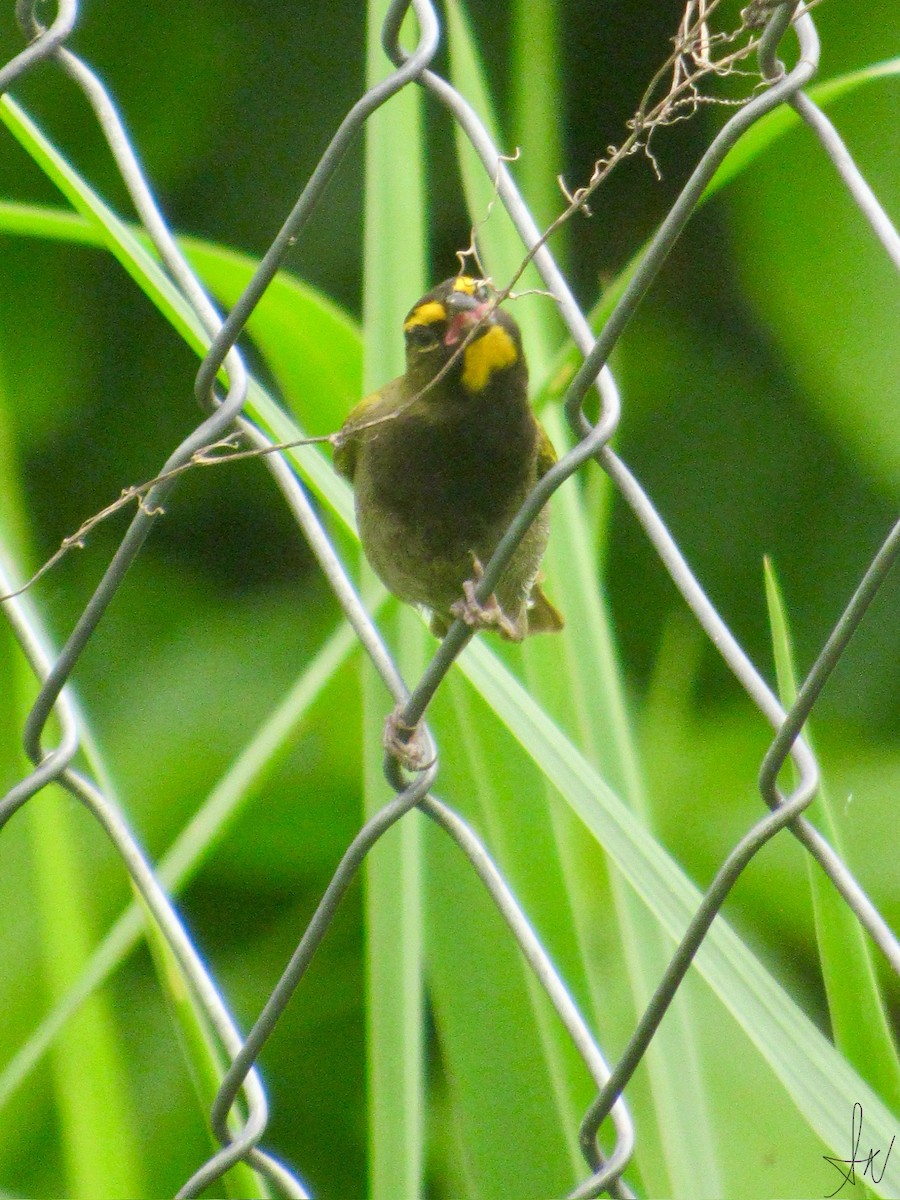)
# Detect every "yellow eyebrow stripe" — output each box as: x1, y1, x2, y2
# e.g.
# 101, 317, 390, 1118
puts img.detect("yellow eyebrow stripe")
462, 325, 518, 392
403, 301, 446, 330
452, 275, 476, 295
